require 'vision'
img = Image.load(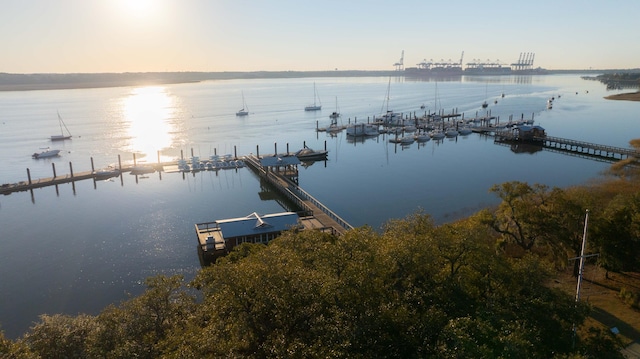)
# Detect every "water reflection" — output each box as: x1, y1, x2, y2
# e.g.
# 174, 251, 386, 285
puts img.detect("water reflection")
121, 86, 175, 160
